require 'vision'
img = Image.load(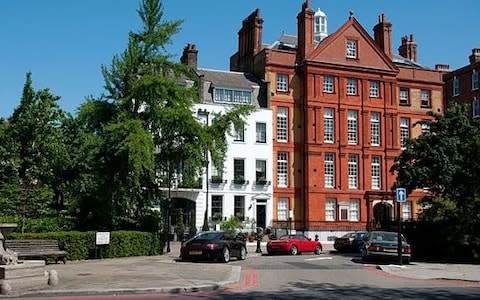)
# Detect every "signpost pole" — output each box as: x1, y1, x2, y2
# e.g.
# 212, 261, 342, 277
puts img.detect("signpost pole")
397, 201, 402, 265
